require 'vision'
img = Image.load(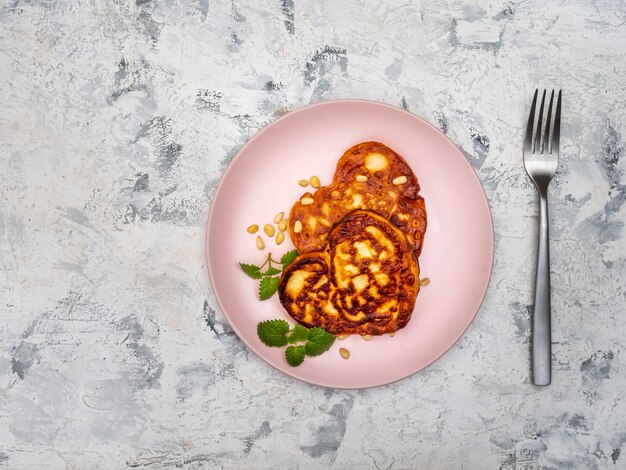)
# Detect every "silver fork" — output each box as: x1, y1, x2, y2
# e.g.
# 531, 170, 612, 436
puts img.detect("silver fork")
524, 89, 561, 386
